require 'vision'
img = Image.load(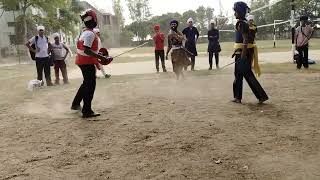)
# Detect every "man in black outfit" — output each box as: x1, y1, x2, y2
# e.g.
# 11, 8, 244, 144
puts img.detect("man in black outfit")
207, 20, 221, 70
182, 18, 199, 71
232, 1, 268, 104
